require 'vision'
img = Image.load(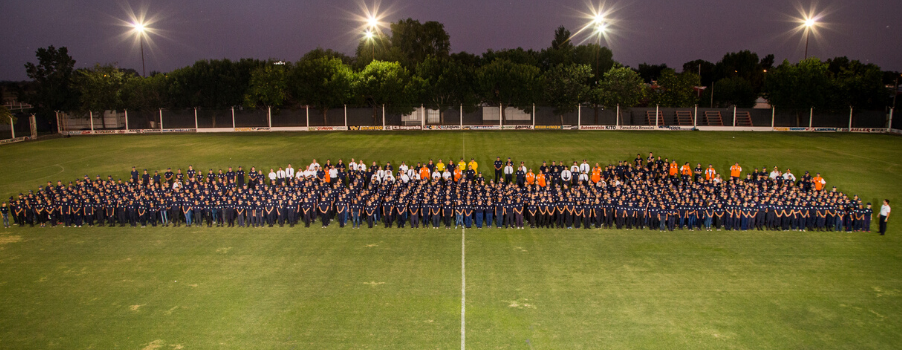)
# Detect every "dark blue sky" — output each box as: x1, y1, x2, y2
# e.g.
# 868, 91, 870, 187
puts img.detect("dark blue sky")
1, 0, 899, 80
